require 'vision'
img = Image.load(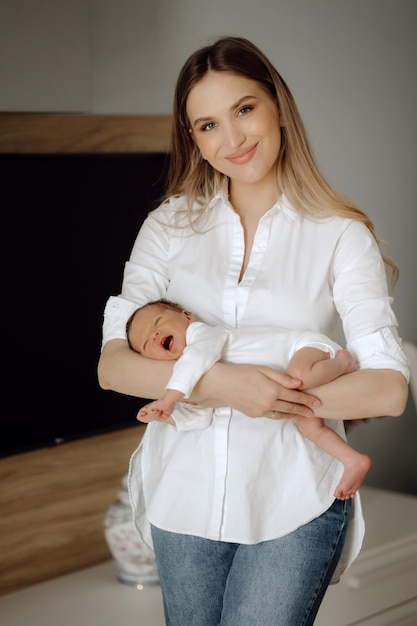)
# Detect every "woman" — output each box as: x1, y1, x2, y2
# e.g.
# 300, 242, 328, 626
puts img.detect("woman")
98, 36, 409, 625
